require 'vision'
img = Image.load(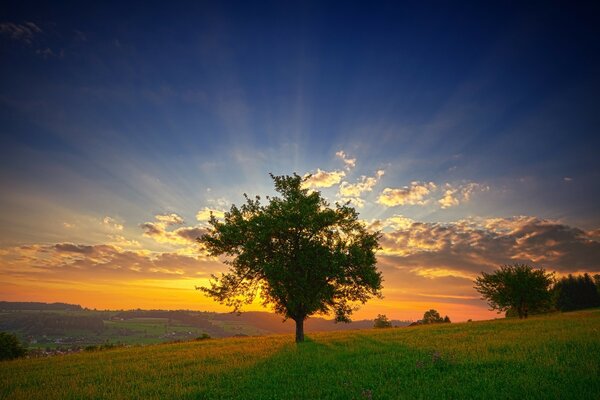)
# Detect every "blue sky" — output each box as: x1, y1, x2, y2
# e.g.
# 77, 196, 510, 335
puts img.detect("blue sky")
1, 1, 599, 319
